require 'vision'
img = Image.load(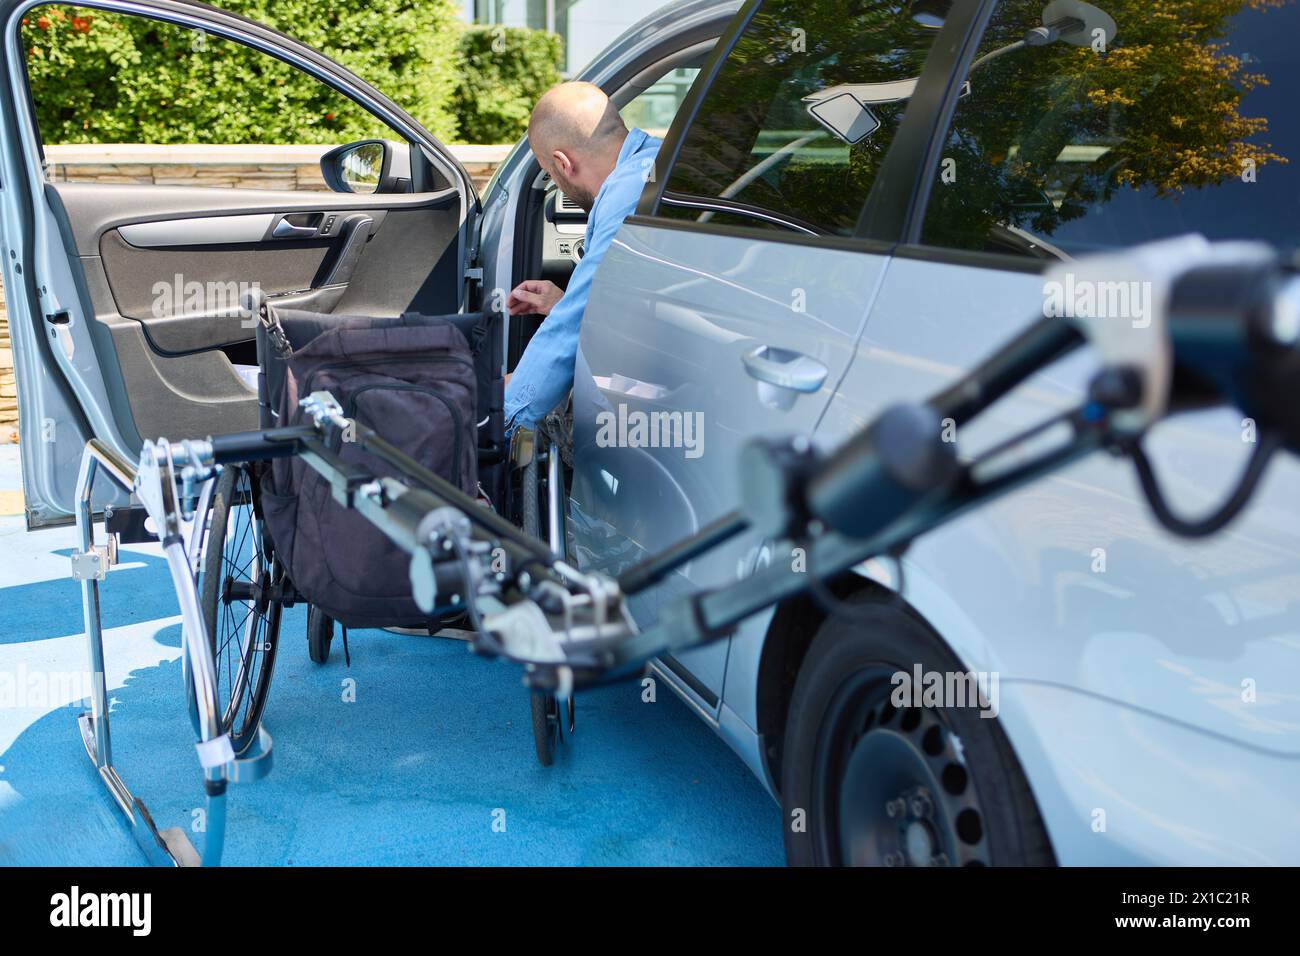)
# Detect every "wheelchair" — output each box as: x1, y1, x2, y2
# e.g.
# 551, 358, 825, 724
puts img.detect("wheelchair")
507, 407, 575, 765
190, 301, 571, 766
